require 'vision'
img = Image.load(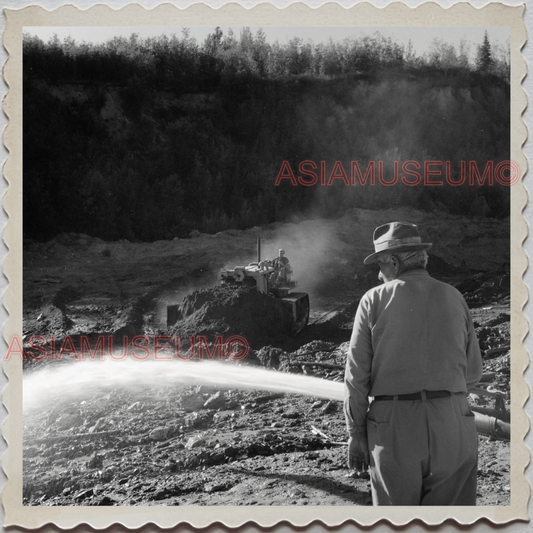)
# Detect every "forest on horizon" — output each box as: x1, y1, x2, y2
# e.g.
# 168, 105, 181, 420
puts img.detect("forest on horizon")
23, 28, 511, 242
